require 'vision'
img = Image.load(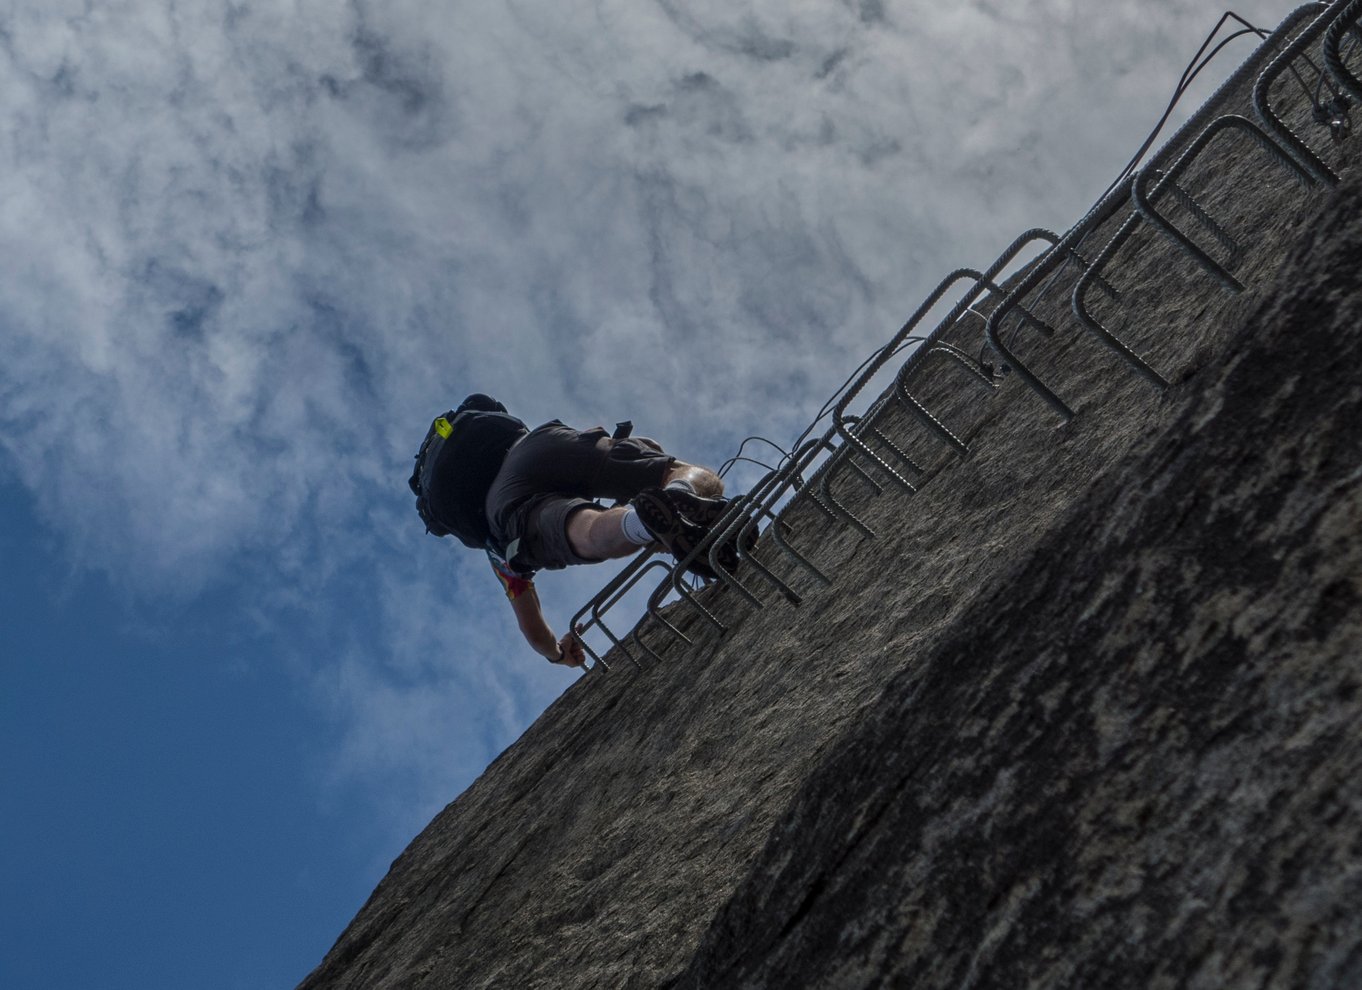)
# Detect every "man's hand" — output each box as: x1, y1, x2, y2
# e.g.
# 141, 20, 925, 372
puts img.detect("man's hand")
554, 628, 586, 667
507, 582, 586, 668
